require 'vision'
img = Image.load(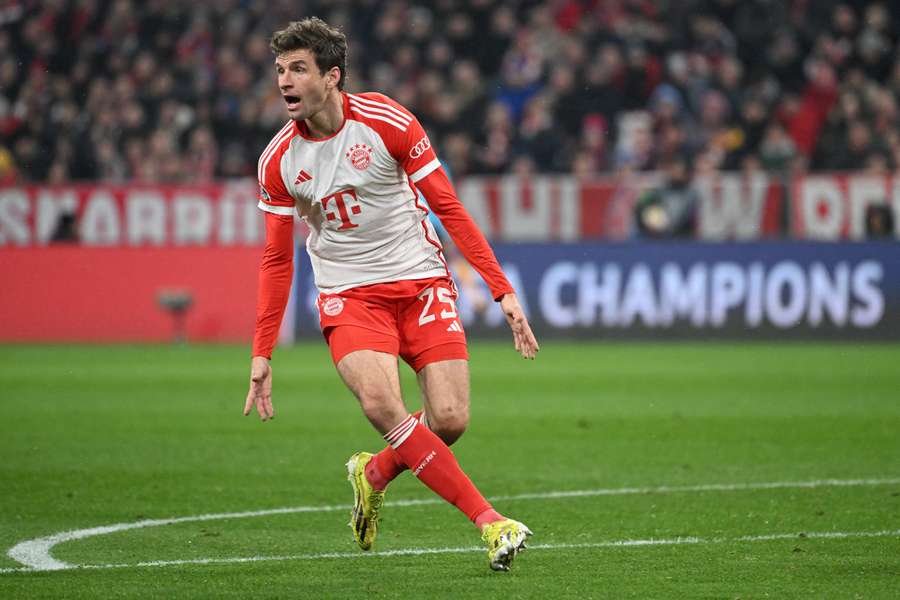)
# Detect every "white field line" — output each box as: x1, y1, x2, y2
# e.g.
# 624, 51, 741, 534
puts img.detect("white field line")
2, 529, 899, 574
5, 476, 900, 573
